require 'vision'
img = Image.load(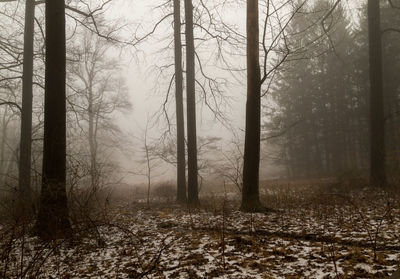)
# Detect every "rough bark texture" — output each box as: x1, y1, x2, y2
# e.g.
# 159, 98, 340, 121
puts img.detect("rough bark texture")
174, 0, 187, 203
18, 0, 35, 213
36, 0, 71, 239
184, 0, 199, 206
241, 0, 262, 212
368, 0, 387, 187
